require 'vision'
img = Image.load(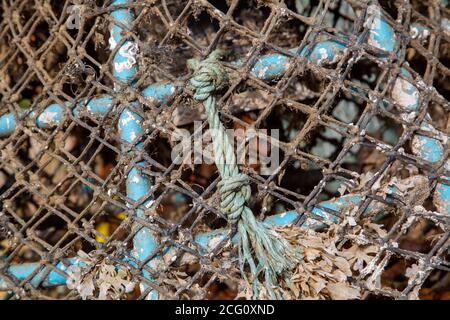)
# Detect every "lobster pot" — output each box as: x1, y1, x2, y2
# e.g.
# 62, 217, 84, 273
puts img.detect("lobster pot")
0, 0, 449, 300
